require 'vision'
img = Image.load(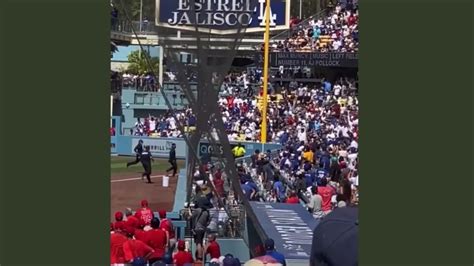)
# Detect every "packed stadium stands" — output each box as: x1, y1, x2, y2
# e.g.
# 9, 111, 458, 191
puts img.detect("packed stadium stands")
266, 3, 358, 52
111, 2, 359, 265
